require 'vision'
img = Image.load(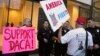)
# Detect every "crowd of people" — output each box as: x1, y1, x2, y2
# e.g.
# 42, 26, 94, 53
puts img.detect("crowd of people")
3, 17, 100, 56
38, 16, 100, 56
